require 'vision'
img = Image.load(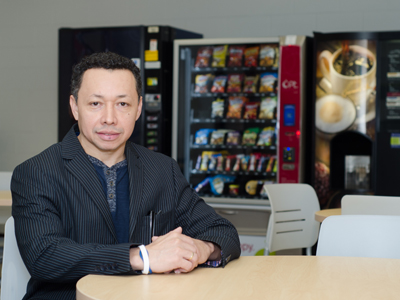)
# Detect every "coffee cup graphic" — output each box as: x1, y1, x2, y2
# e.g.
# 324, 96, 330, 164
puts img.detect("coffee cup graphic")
318, 45, 376, 106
